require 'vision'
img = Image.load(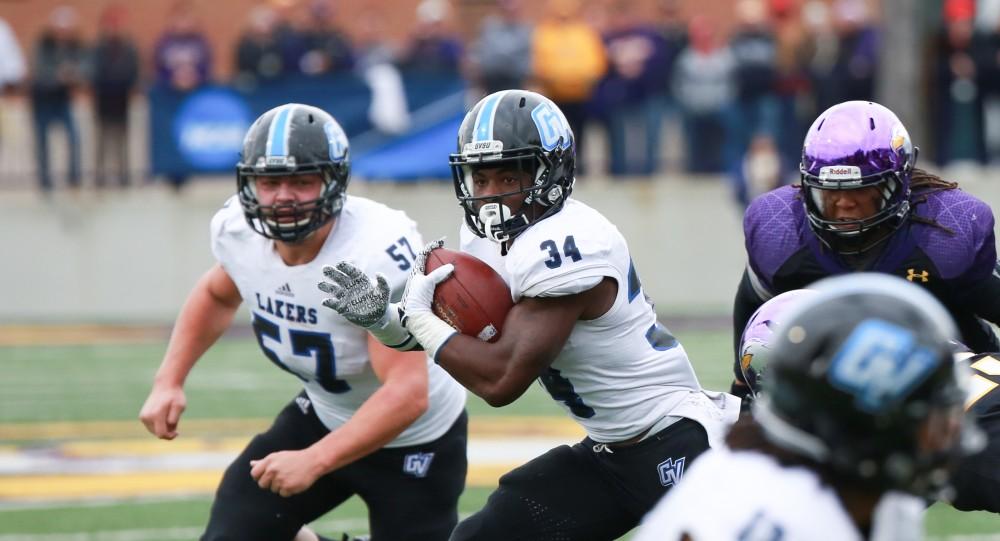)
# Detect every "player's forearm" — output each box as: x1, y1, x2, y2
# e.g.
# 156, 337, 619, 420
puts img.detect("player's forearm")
437, 335, 532, 407
310, 382, 427, 473
155, 286, 240, 387
732, 269, 766, 380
